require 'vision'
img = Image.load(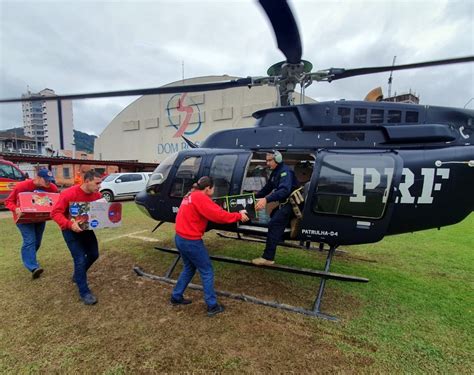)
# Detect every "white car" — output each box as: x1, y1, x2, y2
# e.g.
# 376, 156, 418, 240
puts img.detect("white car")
100, 172, 152, 202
